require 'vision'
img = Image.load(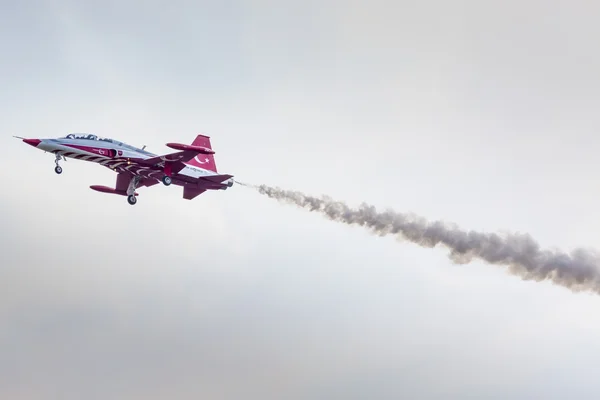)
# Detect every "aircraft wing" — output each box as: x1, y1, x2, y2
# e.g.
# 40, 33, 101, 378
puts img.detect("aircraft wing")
139, 151, 196, 166
138, 143, 214, 173
90, 172, 158, 196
